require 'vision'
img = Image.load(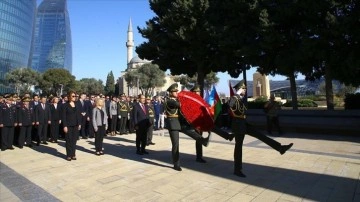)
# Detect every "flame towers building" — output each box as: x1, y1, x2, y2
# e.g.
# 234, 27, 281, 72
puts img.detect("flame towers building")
31, 0, 72, 73
0, 0, 37, 93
